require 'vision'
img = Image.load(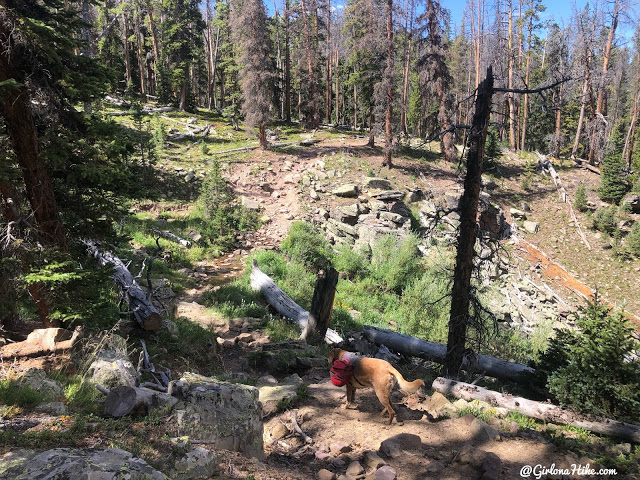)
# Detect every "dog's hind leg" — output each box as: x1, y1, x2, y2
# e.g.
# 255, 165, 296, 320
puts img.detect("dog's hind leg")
373, 376, 395, 424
